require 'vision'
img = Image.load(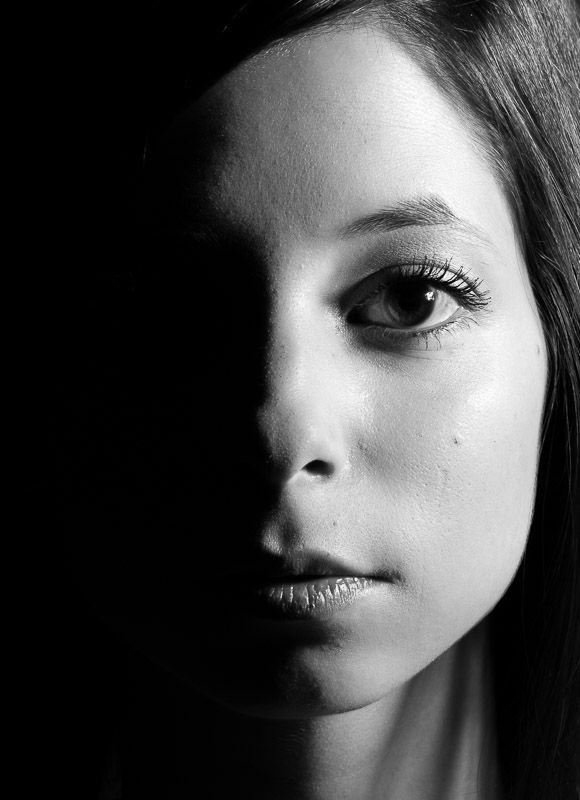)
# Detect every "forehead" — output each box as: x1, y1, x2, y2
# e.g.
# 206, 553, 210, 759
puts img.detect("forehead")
153, 26, 512, 248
